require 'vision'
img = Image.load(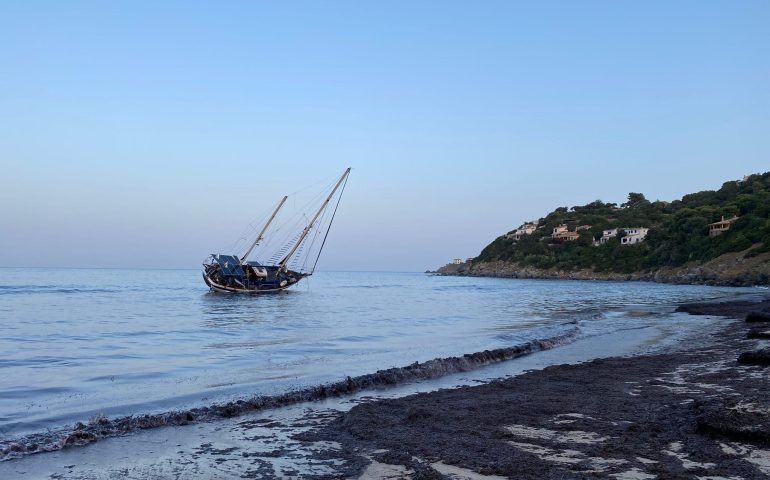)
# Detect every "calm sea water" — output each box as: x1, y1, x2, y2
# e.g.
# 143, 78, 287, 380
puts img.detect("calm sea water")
0, 268, 761, 442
